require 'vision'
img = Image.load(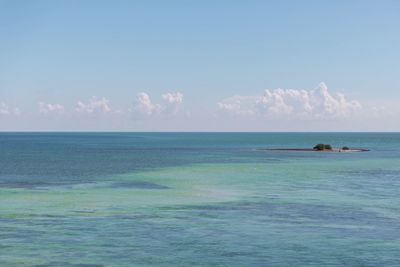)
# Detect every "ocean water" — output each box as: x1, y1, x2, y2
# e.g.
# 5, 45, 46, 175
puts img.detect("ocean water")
1, 132, 400, 267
